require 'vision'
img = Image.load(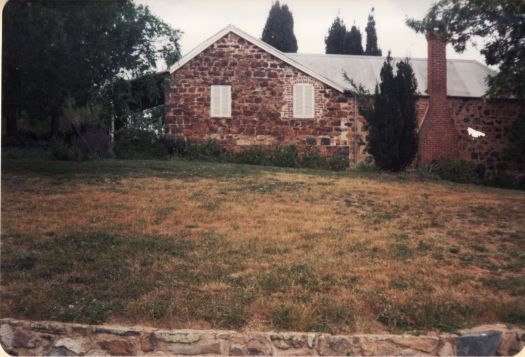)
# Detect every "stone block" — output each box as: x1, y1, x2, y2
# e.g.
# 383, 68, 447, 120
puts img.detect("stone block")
457, 331, 501, 356
154, 331, 201, 344
166, 340, 222, 355
54, 337, 89, 355
0, 324, 14, 350
98, 339, 135, 356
